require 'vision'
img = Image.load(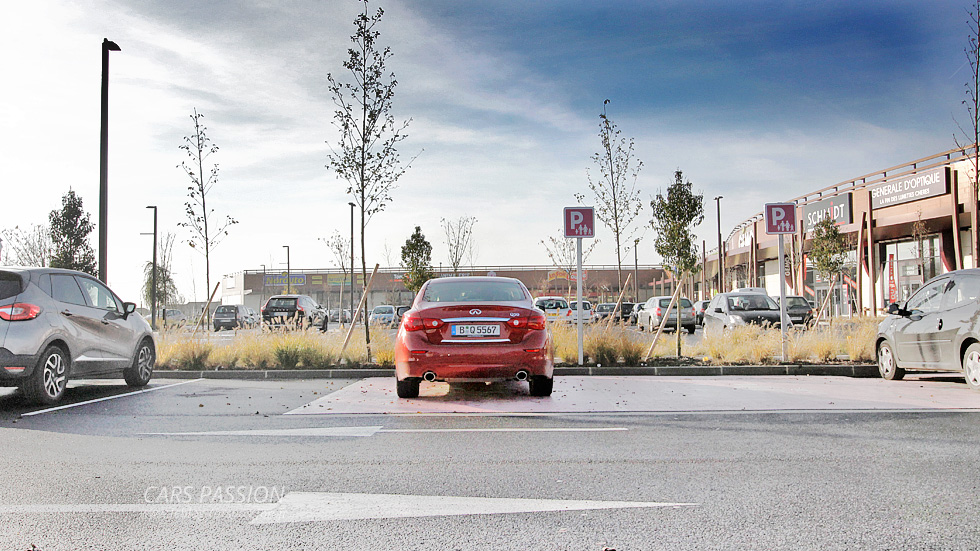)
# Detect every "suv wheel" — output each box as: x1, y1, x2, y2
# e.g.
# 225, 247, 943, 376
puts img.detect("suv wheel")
124, 338, 155, 387
528, 375, 553, 397
22, 345, 69, 405
396, 378, 420, 398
